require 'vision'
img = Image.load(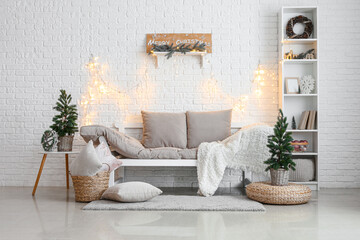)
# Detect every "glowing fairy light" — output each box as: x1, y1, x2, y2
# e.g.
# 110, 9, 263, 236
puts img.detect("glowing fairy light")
233, 95, 249, 112
80, 55, 131, 126
254, 64, 266, 97
80, 55, 155, 126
